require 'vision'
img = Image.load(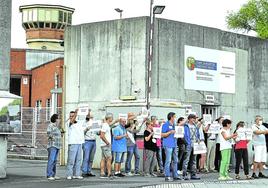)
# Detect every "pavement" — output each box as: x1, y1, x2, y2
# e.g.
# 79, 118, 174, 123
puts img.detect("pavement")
1, 159, 268, 188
